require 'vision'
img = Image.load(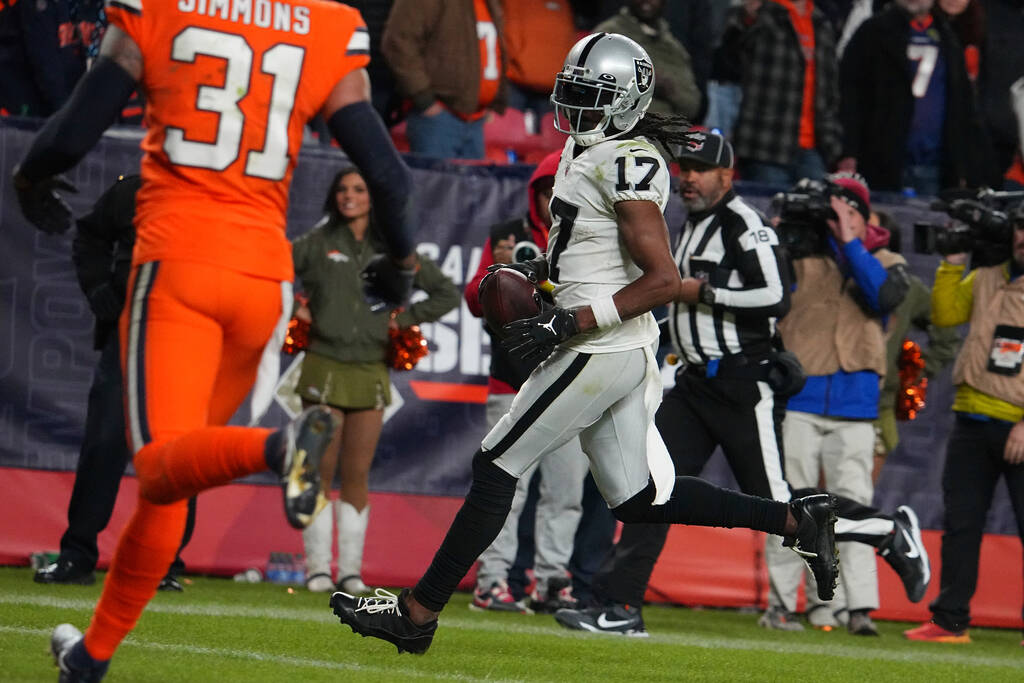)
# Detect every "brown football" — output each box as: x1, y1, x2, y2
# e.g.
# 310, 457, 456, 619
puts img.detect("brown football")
479, 268, 541, 333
